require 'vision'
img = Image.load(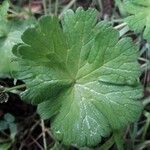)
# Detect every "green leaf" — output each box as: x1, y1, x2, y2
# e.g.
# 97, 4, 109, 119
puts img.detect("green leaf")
0, 0, 9, 37
0, 121, 8, 131
0, 0, 36, 77
0, 0, 9, 17
0, 142, 11, 150
13, 8, 143, 147
124, 0, 150, 41
4, 113, 15, 123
